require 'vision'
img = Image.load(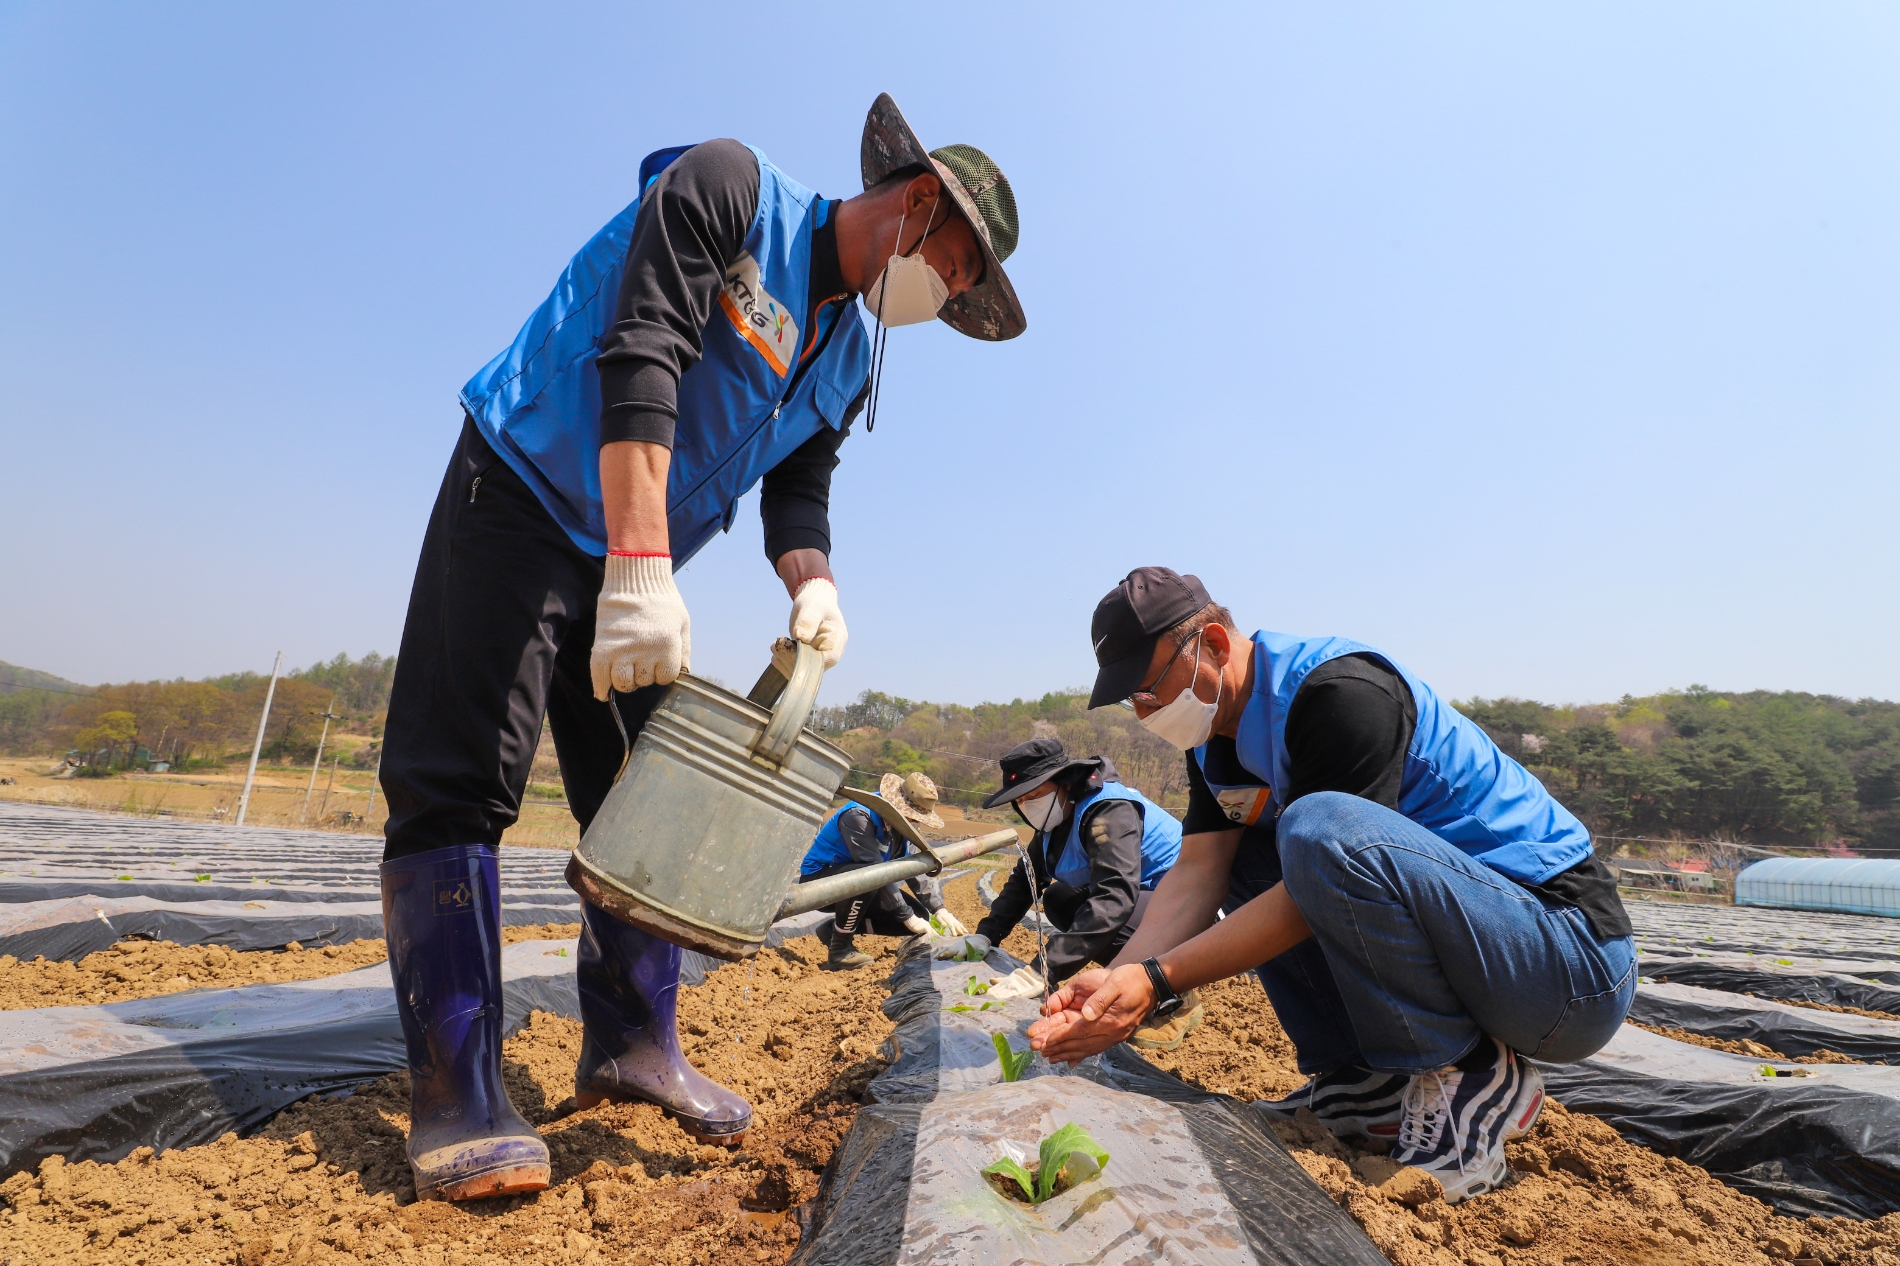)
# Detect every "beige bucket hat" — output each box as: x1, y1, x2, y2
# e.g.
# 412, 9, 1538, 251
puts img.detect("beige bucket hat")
879, 771, 945, 830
